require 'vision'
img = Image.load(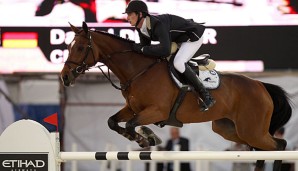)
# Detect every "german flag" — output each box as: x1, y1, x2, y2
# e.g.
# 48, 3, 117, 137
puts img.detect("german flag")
2, 32, 38, 48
